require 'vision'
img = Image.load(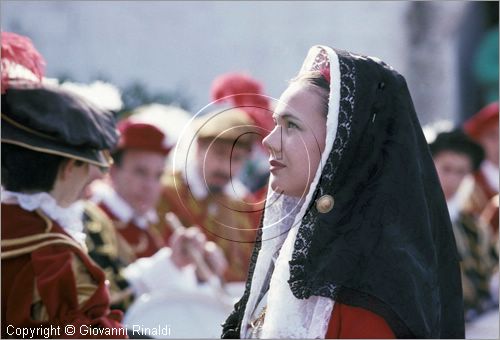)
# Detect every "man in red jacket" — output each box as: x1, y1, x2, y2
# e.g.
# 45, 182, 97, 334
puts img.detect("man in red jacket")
90, 118, 173, 260
84, 117, 228, 311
